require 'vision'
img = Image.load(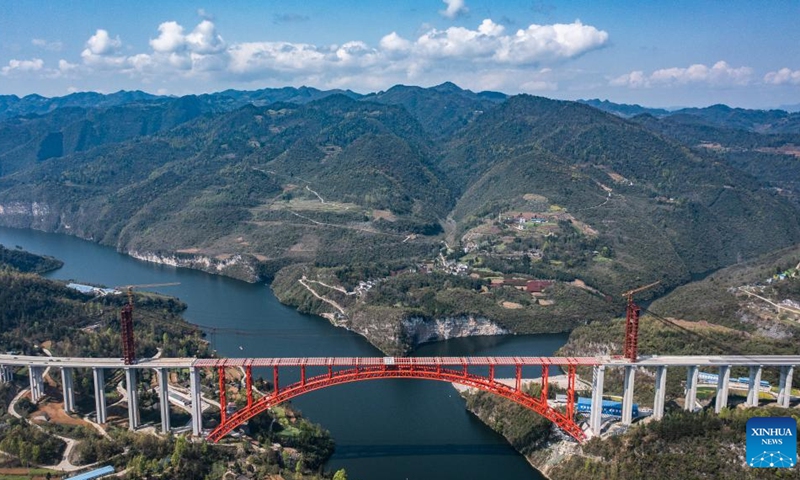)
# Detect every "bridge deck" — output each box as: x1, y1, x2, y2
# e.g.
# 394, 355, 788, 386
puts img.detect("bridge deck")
0, 354, 798, 369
